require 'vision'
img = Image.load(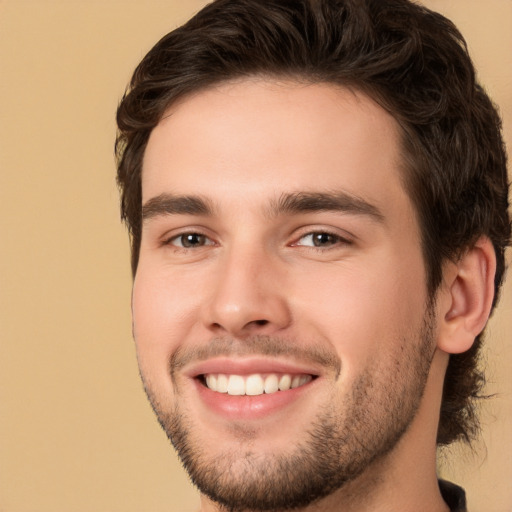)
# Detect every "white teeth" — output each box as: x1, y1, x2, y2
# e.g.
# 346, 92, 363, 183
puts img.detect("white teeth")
205, 374, 217, 391
291, 375, 313, 388
204, 373, 313, 395
217, 374, 228, 393
278, 374, 292, 391
264, 374, 279, 394
300, 375, 312, 386
227, 375, 245, 395
246, 374, 264, 396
